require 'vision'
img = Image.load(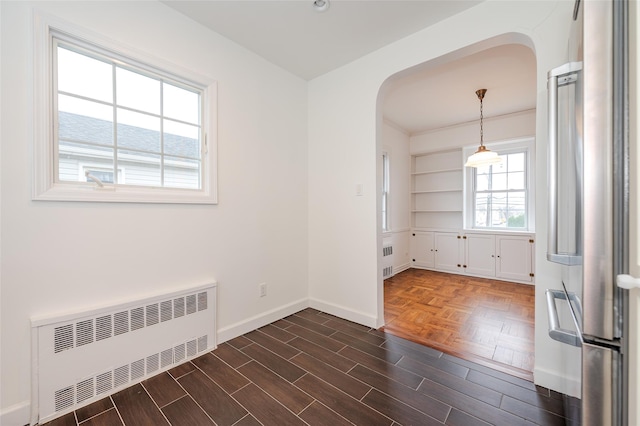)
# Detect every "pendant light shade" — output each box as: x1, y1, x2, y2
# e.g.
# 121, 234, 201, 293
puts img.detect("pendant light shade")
465, 89, 502, 168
